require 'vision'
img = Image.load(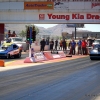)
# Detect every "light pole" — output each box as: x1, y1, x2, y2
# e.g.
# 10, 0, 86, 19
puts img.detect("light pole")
29, 27, 32, 57
75, 24, 76, 40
